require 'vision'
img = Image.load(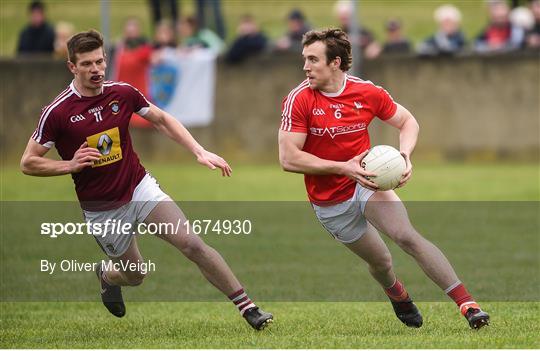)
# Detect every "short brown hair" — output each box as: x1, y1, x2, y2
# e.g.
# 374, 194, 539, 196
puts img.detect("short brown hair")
302, 28, 352, 71
67, 29, 104, 63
